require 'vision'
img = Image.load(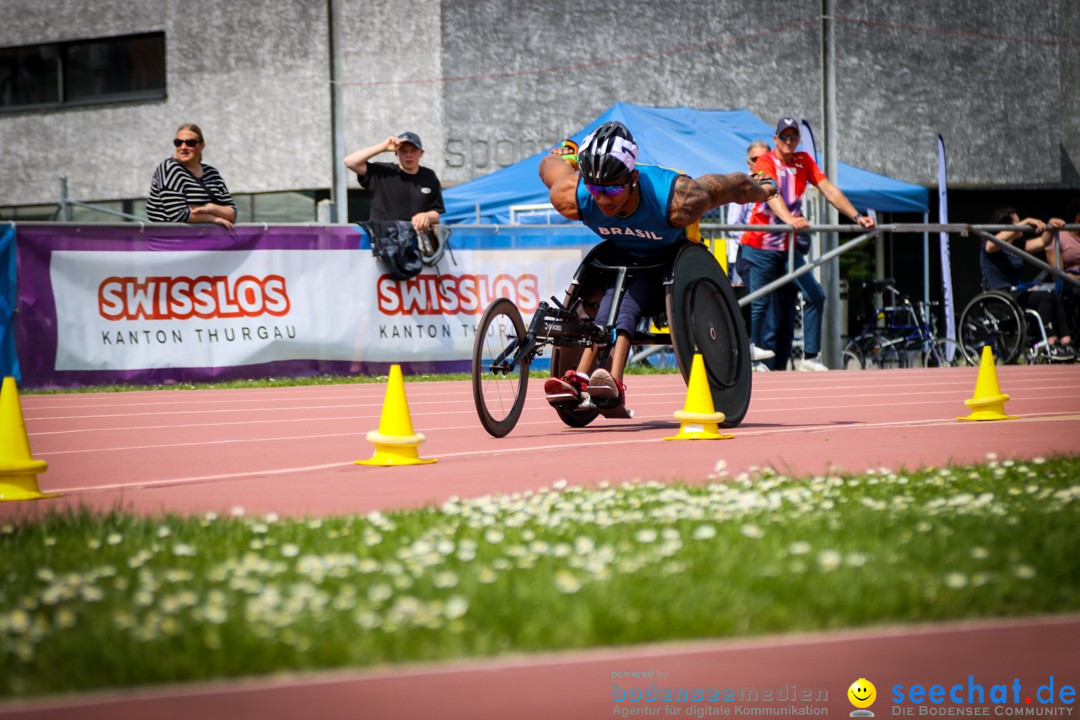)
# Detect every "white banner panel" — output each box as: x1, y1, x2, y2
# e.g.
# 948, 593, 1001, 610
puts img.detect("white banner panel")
50, 248, 582, 371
